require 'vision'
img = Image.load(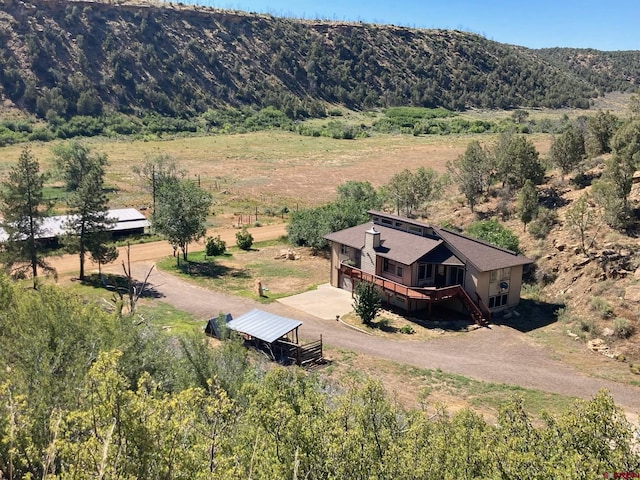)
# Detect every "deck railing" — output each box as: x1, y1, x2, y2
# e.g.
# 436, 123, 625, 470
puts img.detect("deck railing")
340, 263, 488, 324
